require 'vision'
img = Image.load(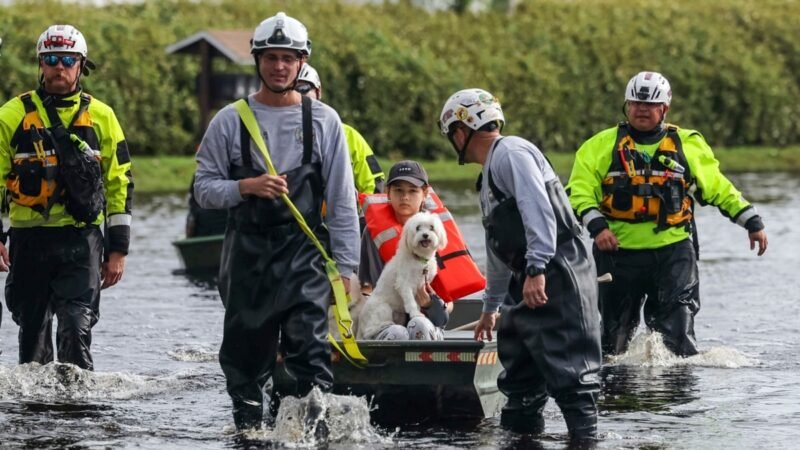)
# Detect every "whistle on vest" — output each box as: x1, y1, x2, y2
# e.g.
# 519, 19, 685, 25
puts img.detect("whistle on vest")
658, 155, 685, 174
69, 134, 91, 153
